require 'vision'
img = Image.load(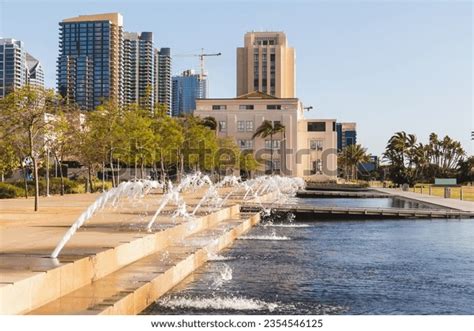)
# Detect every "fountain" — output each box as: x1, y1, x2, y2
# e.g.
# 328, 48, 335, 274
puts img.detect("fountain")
50, 173, 304, 258
50, 179, 163, 258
